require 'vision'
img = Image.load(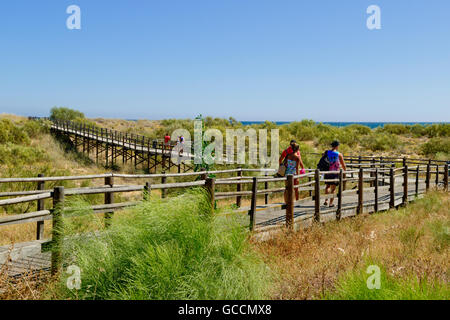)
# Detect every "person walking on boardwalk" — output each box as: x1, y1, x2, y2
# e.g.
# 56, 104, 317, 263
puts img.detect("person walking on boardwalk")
279, 139, 305, 172
322, 140, 346, 207
283, 143, 302, 202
